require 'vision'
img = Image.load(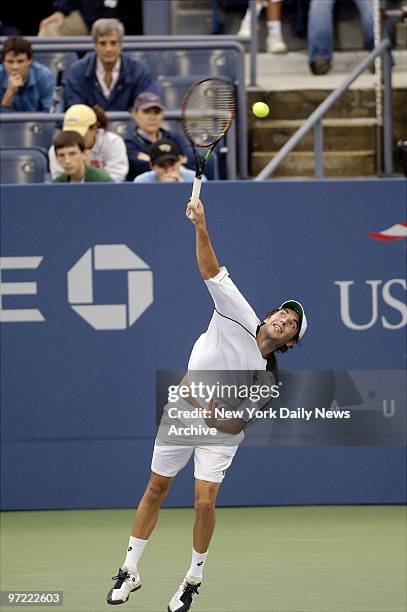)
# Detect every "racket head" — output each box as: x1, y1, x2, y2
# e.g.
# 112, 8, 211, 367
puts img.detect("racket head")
181, 77, 236, 149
